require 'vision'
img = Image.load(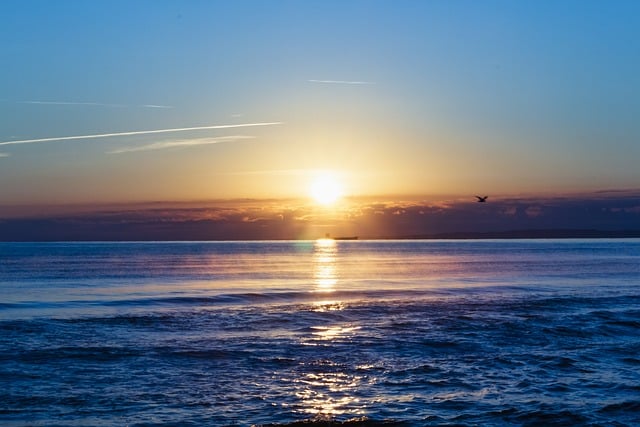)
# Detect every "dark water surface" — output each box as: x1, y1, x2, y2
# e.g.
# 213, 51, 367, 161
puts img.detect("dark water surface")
1, 240, 639, 426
